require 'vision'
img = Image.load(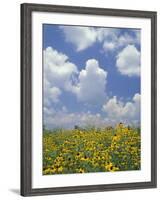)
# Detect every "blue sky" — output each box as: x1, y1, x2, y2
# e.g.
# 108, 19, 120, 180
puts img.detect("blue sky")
43, 24, 141, 129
